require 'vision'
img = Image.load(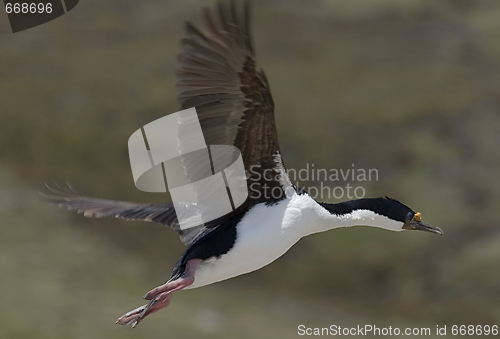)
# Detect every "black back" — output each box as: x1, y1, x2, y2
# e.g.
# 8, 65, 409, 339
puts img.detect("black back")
168, 212, 245, 280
